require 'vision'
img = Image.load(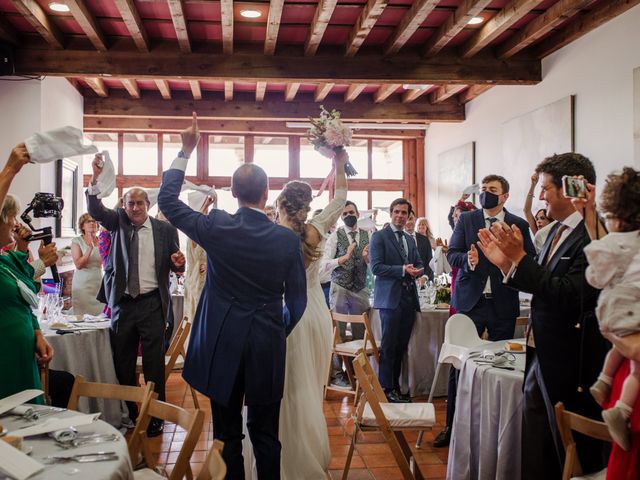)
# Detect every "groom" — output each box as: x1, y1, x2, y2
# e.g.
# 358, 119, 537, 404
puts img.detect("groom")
158, 114, 307, 480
